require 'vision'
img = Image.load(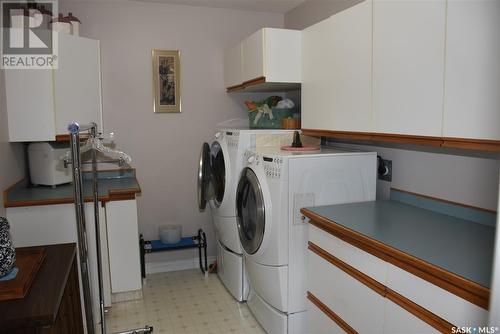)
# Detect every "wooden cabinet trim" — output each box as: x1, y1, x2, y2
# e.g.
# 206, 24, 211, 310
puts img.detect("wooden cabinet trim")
307, 291, 358, 334
226, 76, 266, 92
309, 241, 455, 333
55, 134, 91, 142
303, 208, 490, 310
301, 128, 500, 152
